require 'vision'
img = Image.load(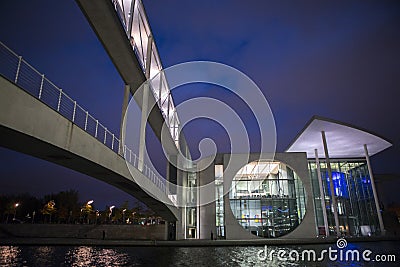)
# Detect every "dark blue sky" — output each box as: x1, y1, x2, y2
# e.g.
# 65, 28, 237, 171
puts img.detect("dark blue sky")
0, 0, 399, 209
